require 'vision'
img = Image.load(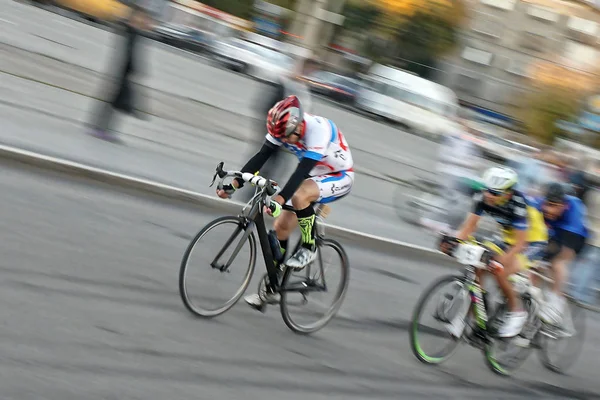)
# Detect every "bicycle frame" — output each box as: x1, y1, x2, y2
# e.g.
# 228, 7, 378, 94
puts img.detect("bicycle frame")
209, 161, 331, 296
465, 269, 489, 331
